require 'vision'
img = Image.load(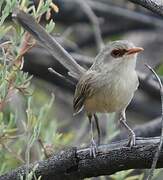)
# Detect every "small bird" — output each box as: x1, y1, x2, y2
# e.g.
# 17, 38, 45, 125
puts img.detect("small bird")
13, 9, 144, 157
73, 40, 143, 156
